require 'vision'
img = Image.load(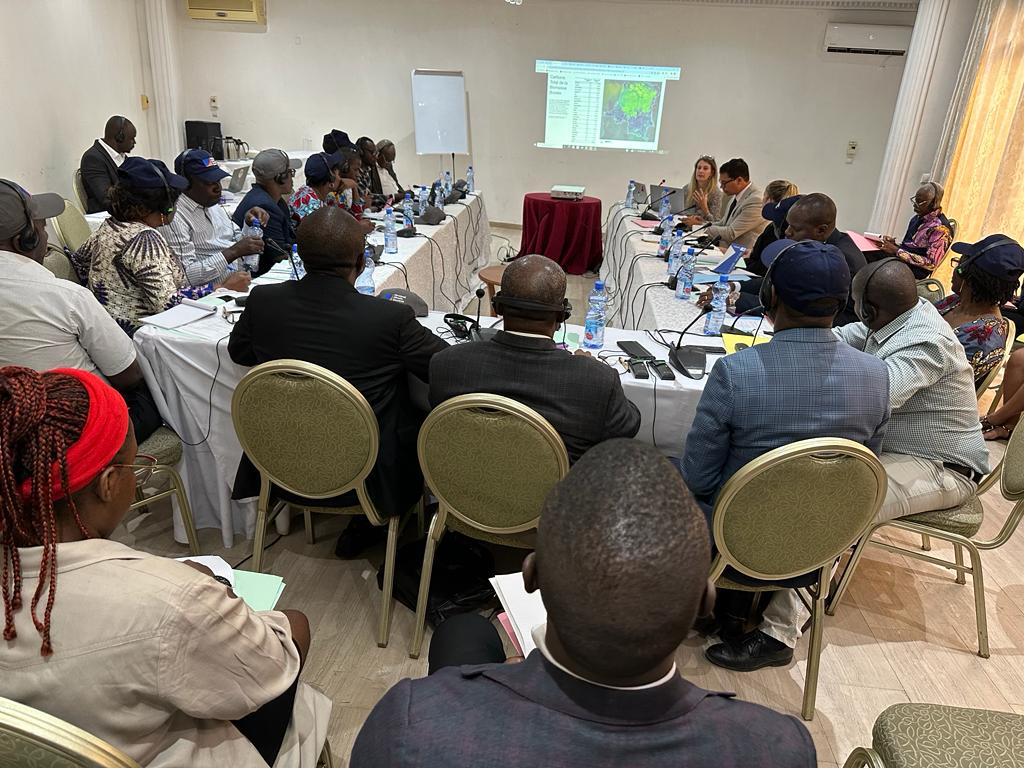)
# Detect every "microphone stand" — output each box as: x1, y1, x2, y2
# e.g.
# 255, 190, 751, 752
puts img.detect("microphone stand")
725, 304, 766, 337
640, 188, 677, 222
667, 236, 722, 290
668, 307, 711, 379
